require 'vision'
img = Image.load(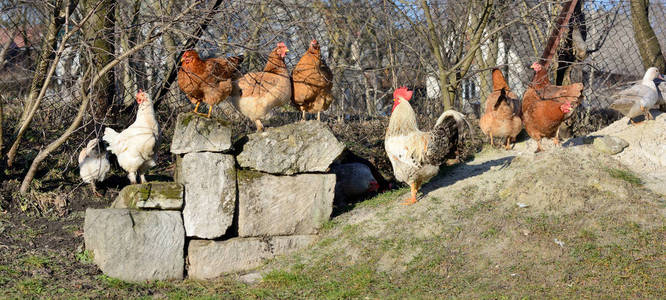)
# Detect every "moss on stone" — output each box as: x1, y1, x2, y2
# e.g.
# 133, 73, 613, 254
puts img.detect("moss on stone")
237, 170, 267, 182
